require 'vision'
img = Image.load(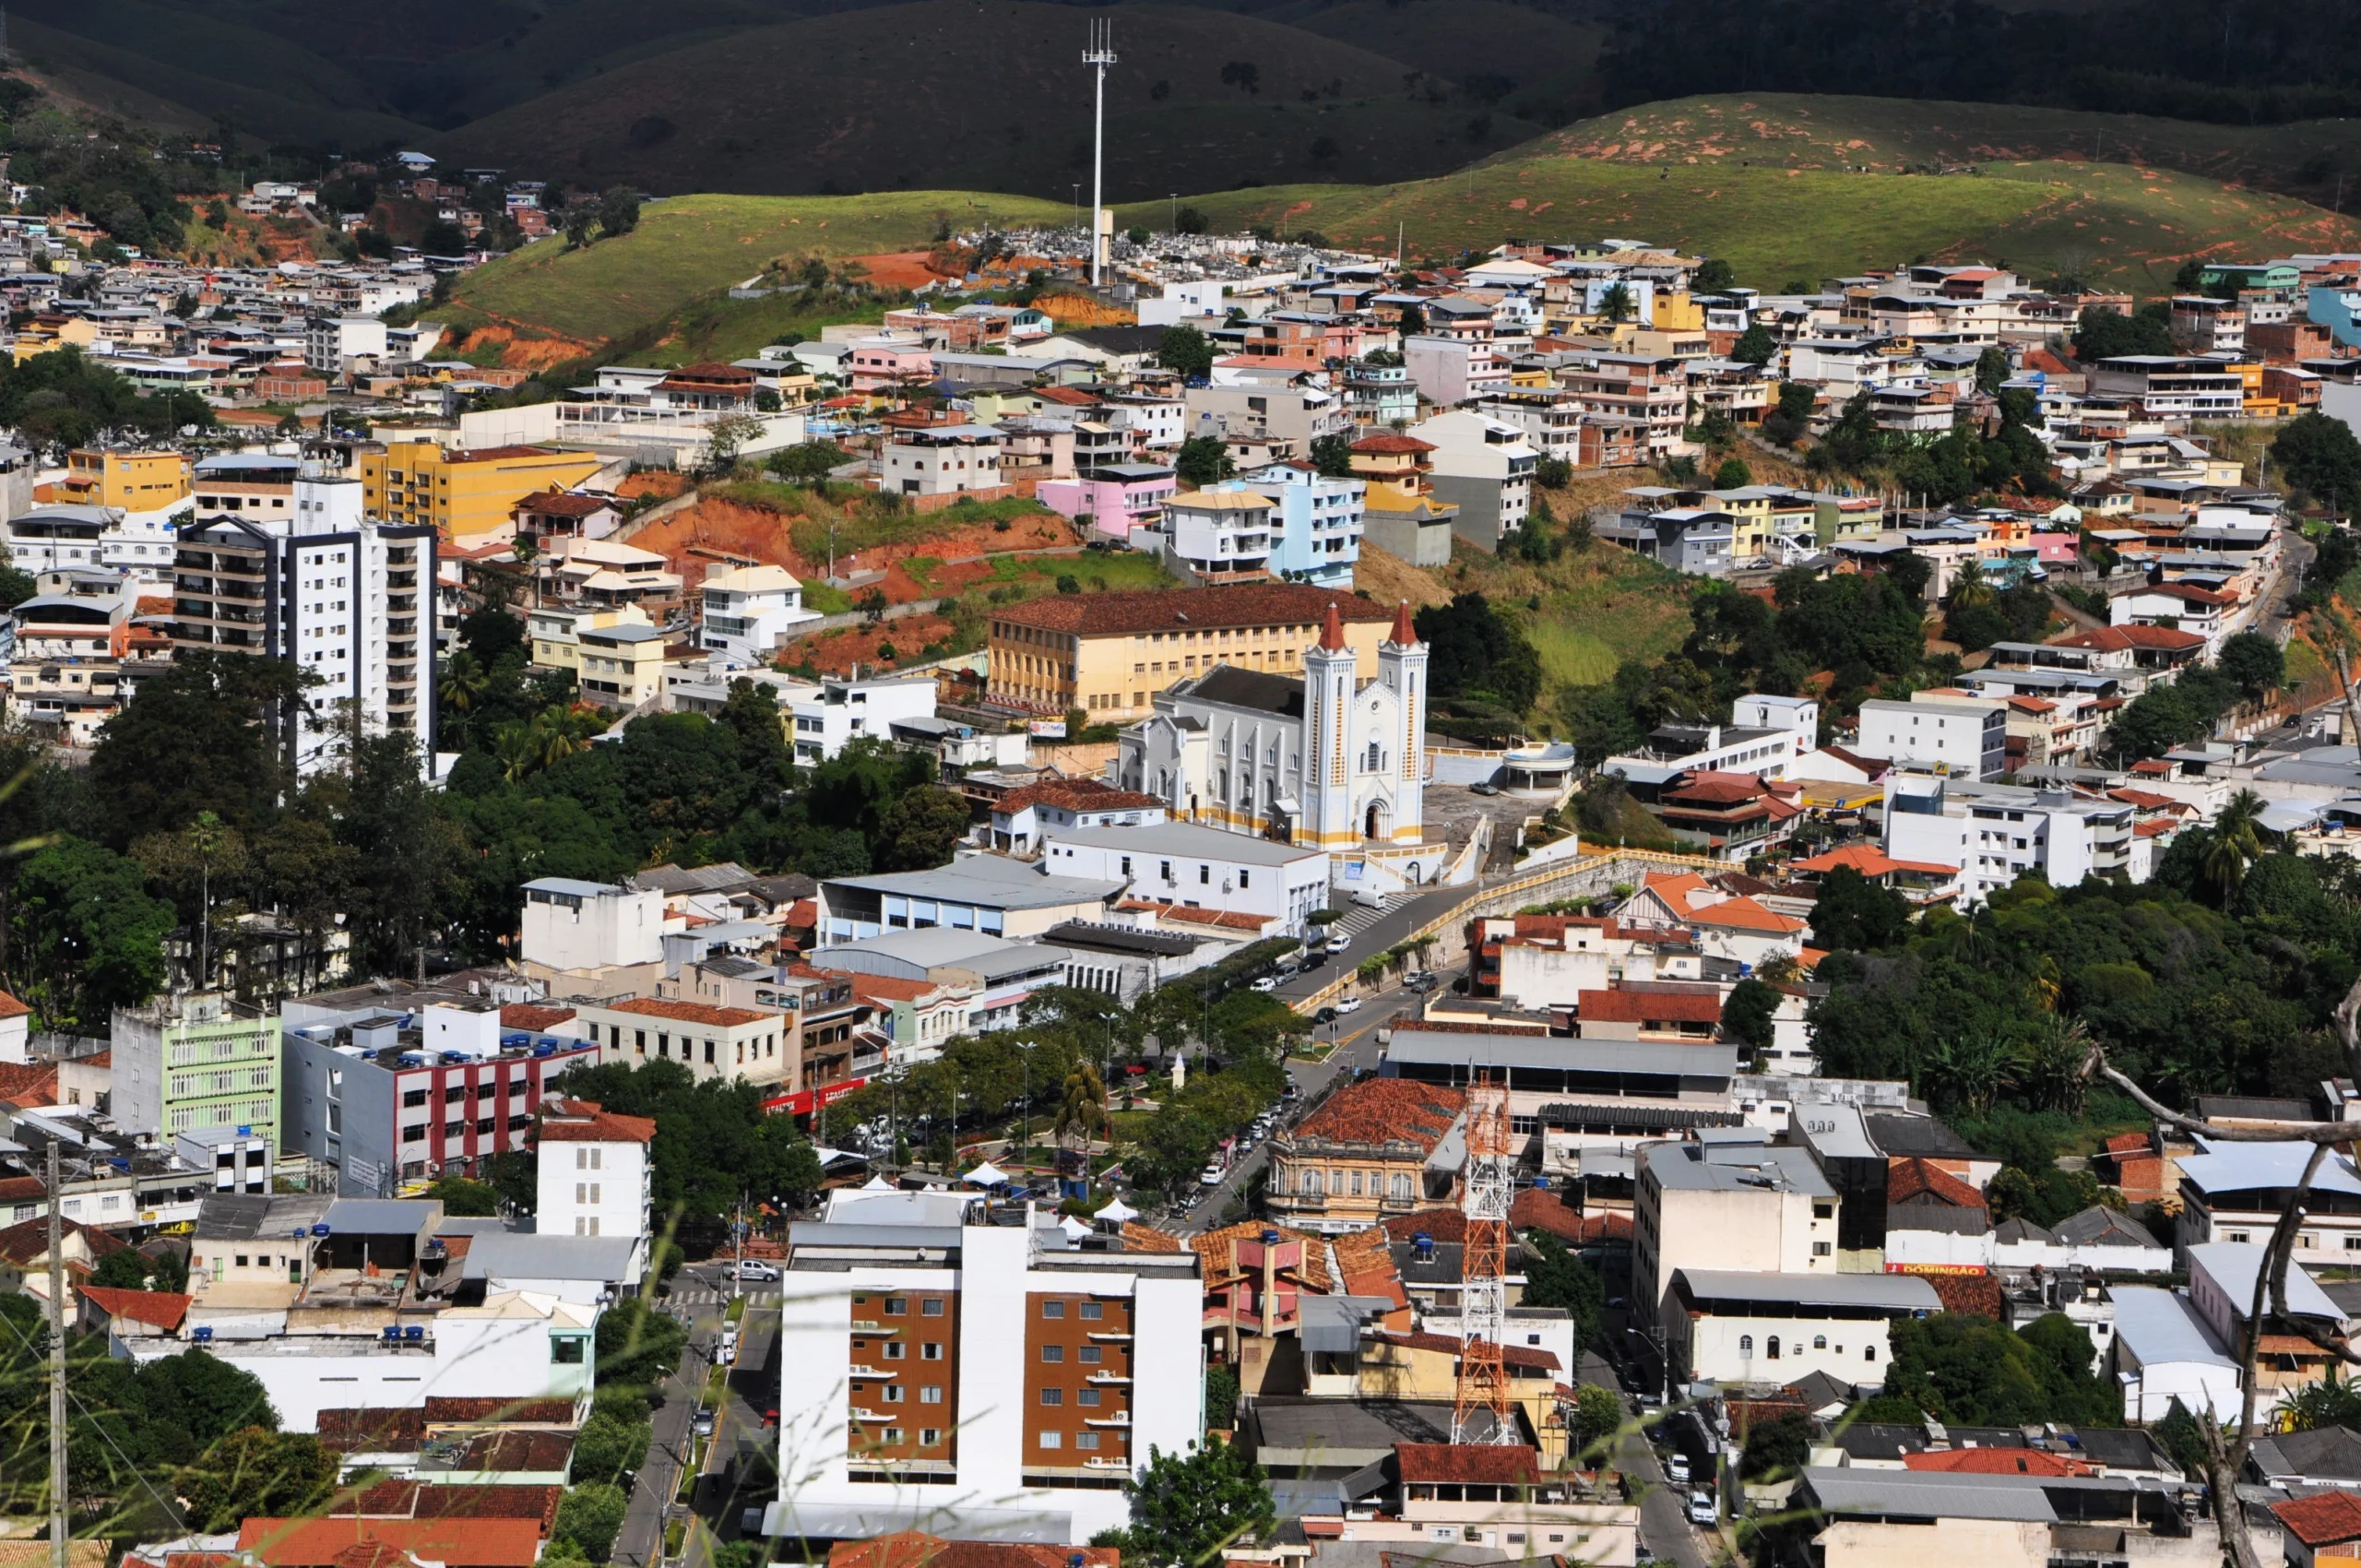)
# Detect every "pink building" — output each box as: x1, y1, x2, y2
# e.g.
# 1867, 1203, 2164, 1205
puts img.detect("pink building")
846, 334, 934, 393
1036, 462, 1177, 541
